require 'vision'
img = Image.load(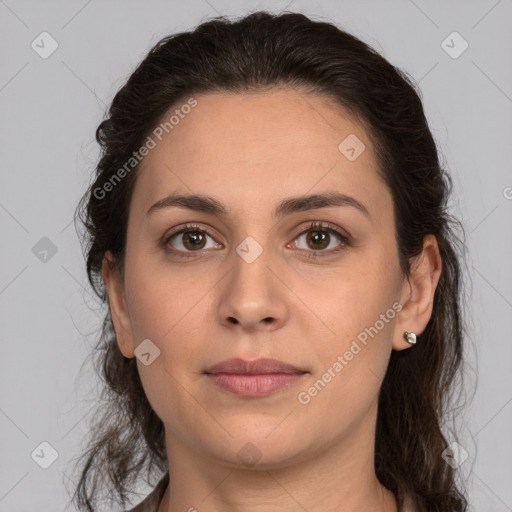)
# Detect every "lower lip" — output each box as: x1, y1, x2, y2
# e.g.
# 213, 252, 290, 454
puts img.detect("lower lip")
206, 372, 305, 397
